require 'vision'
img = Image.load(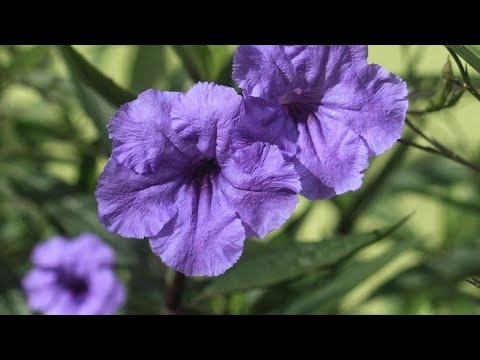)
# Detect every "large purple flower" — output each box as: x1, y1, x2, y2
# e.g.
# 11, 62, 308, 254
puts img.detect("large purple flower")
233, 45, 408, 199
96, 82, 301, 277
22, 233, 125, 315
